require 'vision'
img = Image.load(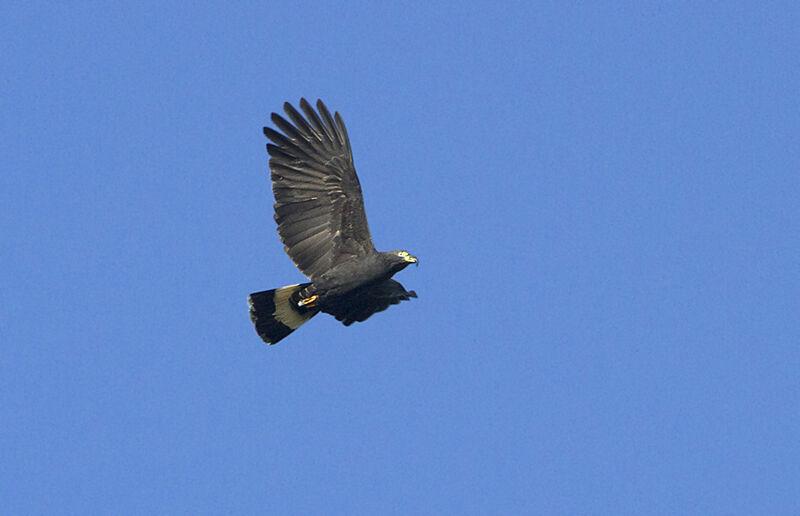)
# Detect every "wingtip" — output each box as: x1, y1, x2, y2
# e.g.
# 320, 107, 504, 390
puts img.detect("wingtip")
270, 111, 286, 125
278, 98, 327, 118
263, 127, 285, 147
